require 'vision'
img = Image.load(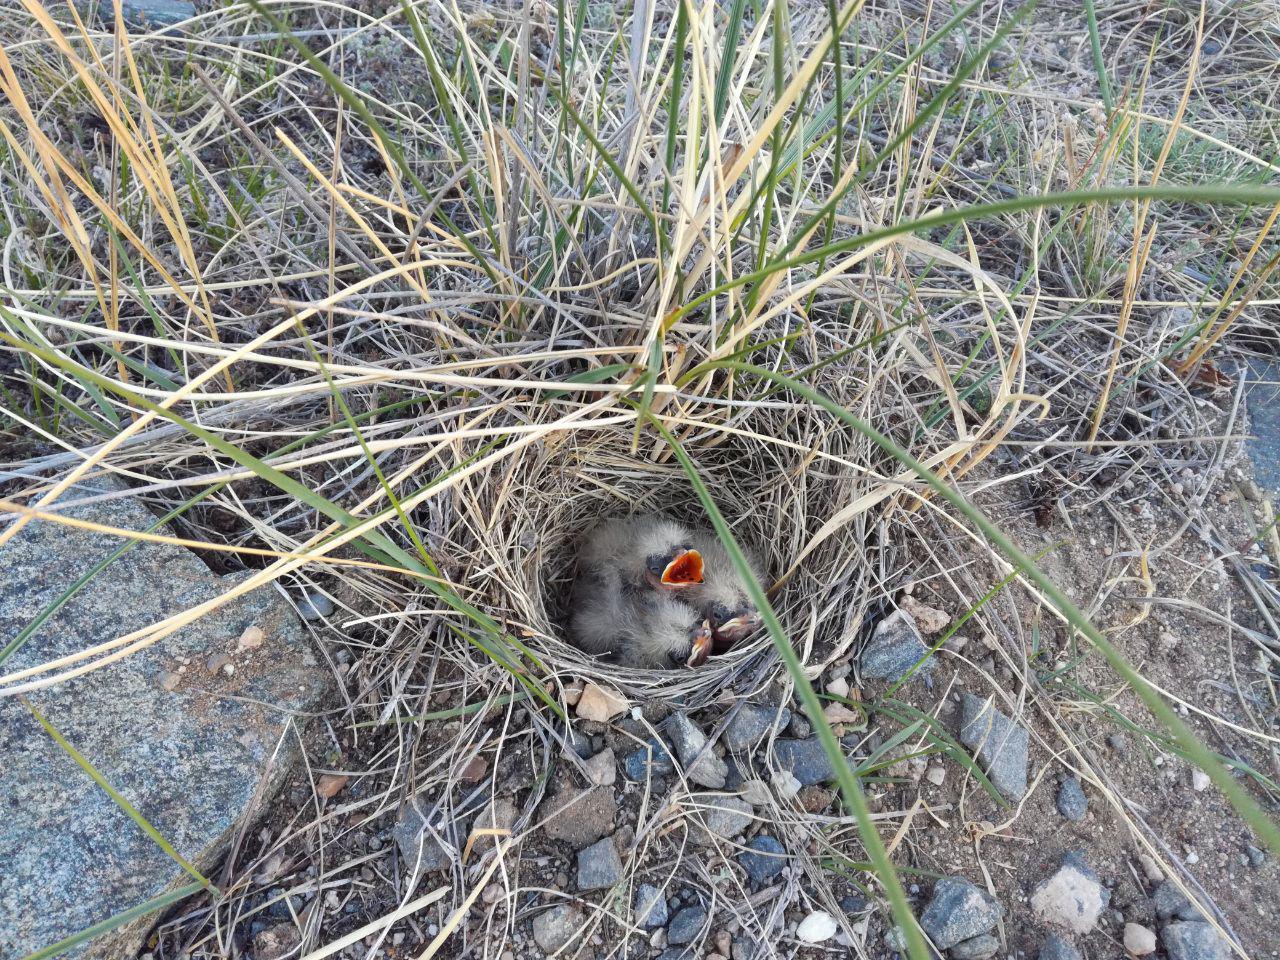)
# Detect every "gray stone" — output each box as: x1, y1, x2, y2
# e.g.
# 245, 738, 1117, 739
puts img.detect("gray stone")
624, 735, 675, 781
392, 796, 457, 873
665, 712, 728, 788
1152, 880, 1205, 921
951, 934, 1000, 959
1037, 934, 1082, 960
860, 608, 934, 681
655, 949, 697, 960
1031, 854, 1109, 935
532, 904, 583, 954
577, 837, 623, 890
668, 905, 707, 945
77, 0, 195, 28
0, 484, 326, 959
773, 738, 841, 786
297, 590, 335, 621
738, 835, 787, 885
959, 694, 1029, 800
693, 796, 754, 845
723, 703, 791, 752
919, 877, 1003, 949
1245, 844, 1266, 868
1246, 359, 1280, 498
538, 780, 616, 849
1163, 921, 1231, 960
635, 883, 669, 928
1056, 776, 1088, 821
